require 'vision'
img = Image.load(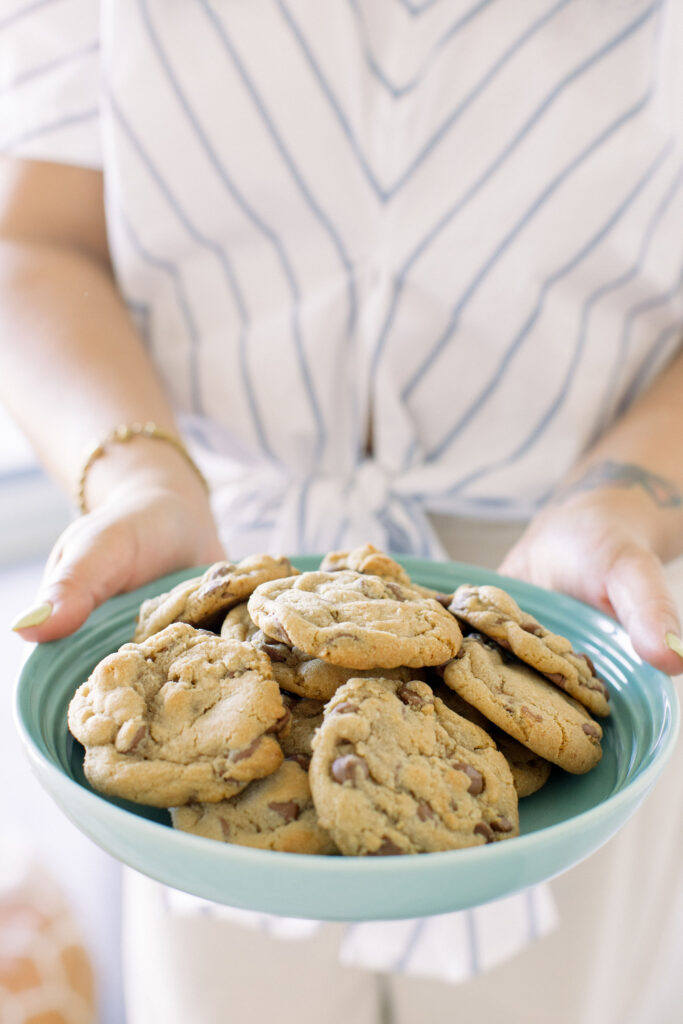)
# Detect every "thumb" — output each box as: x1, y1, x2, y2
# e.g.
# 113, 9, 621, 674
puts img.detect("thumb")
605, 543, 683, 676
12, 527, 135, 643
